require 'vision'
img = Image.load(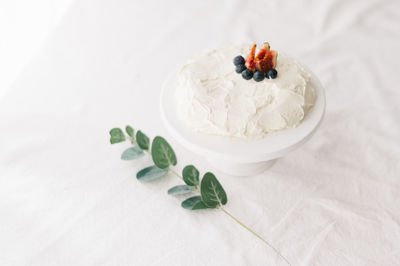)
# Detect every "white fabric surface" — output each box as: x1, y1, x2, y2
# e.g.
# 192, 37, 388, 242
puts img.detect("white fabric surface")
1, 0, 400, 265
0, 0, 75, 98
